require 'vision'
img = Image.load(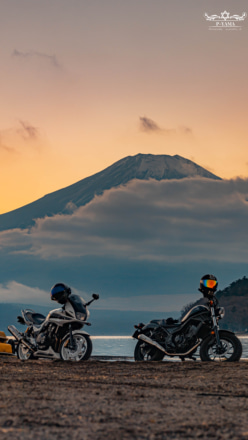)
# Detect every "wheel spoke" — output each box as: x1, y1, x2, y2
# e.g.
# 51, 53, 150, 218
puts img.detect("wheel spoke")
61, 335, 89, 361
208, 338, 235, 361
18, 343, 32, 360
